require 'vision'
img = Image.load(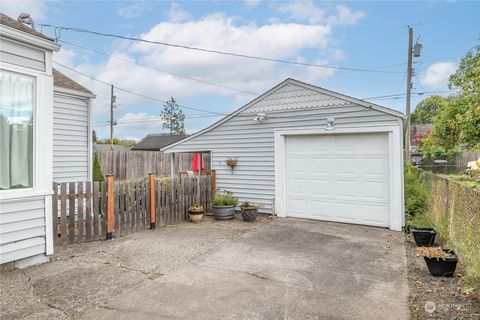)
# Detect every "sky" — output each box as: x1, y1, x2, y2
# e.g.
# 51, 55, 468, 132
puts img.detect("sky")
2, 0, 479, 140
